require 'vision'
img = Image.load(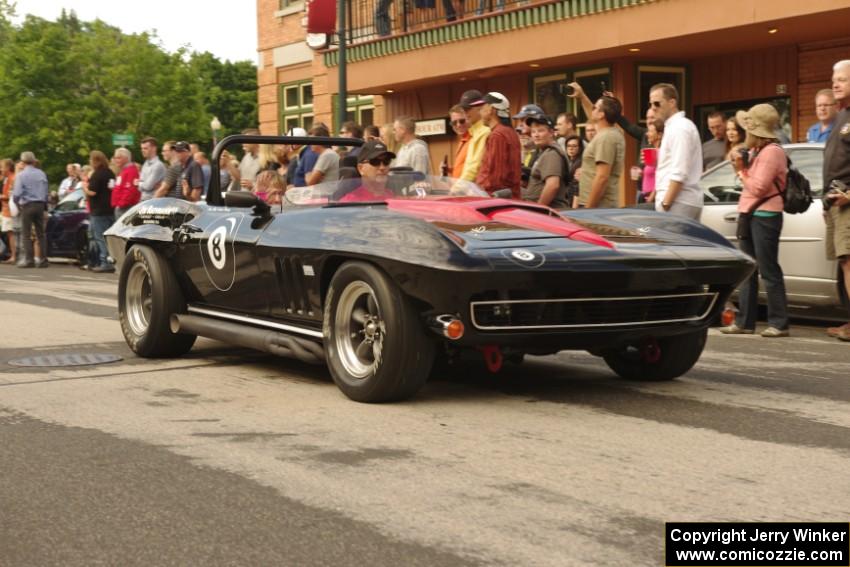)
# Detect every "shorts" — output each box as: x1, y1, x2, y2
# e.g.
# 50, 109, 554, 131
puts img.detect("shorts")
1, 215, 19, 232
825, 205, 850, 260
